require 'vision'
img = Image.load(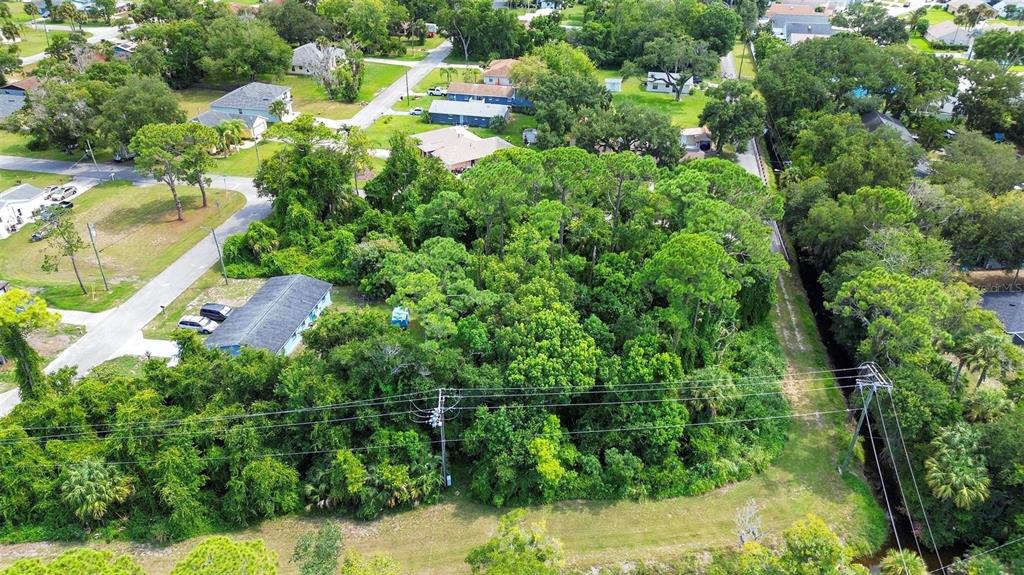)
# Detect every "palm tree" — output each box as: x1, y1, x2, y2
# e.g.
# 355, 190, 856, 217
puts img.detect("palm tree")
953, 330, 1021, 390
924, 424, 991, 509
214, 119, 246, 156
269, 99, 288, 122
23, 2, 37, 18
59, 458, 132, 528
880, 549, 928, 575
